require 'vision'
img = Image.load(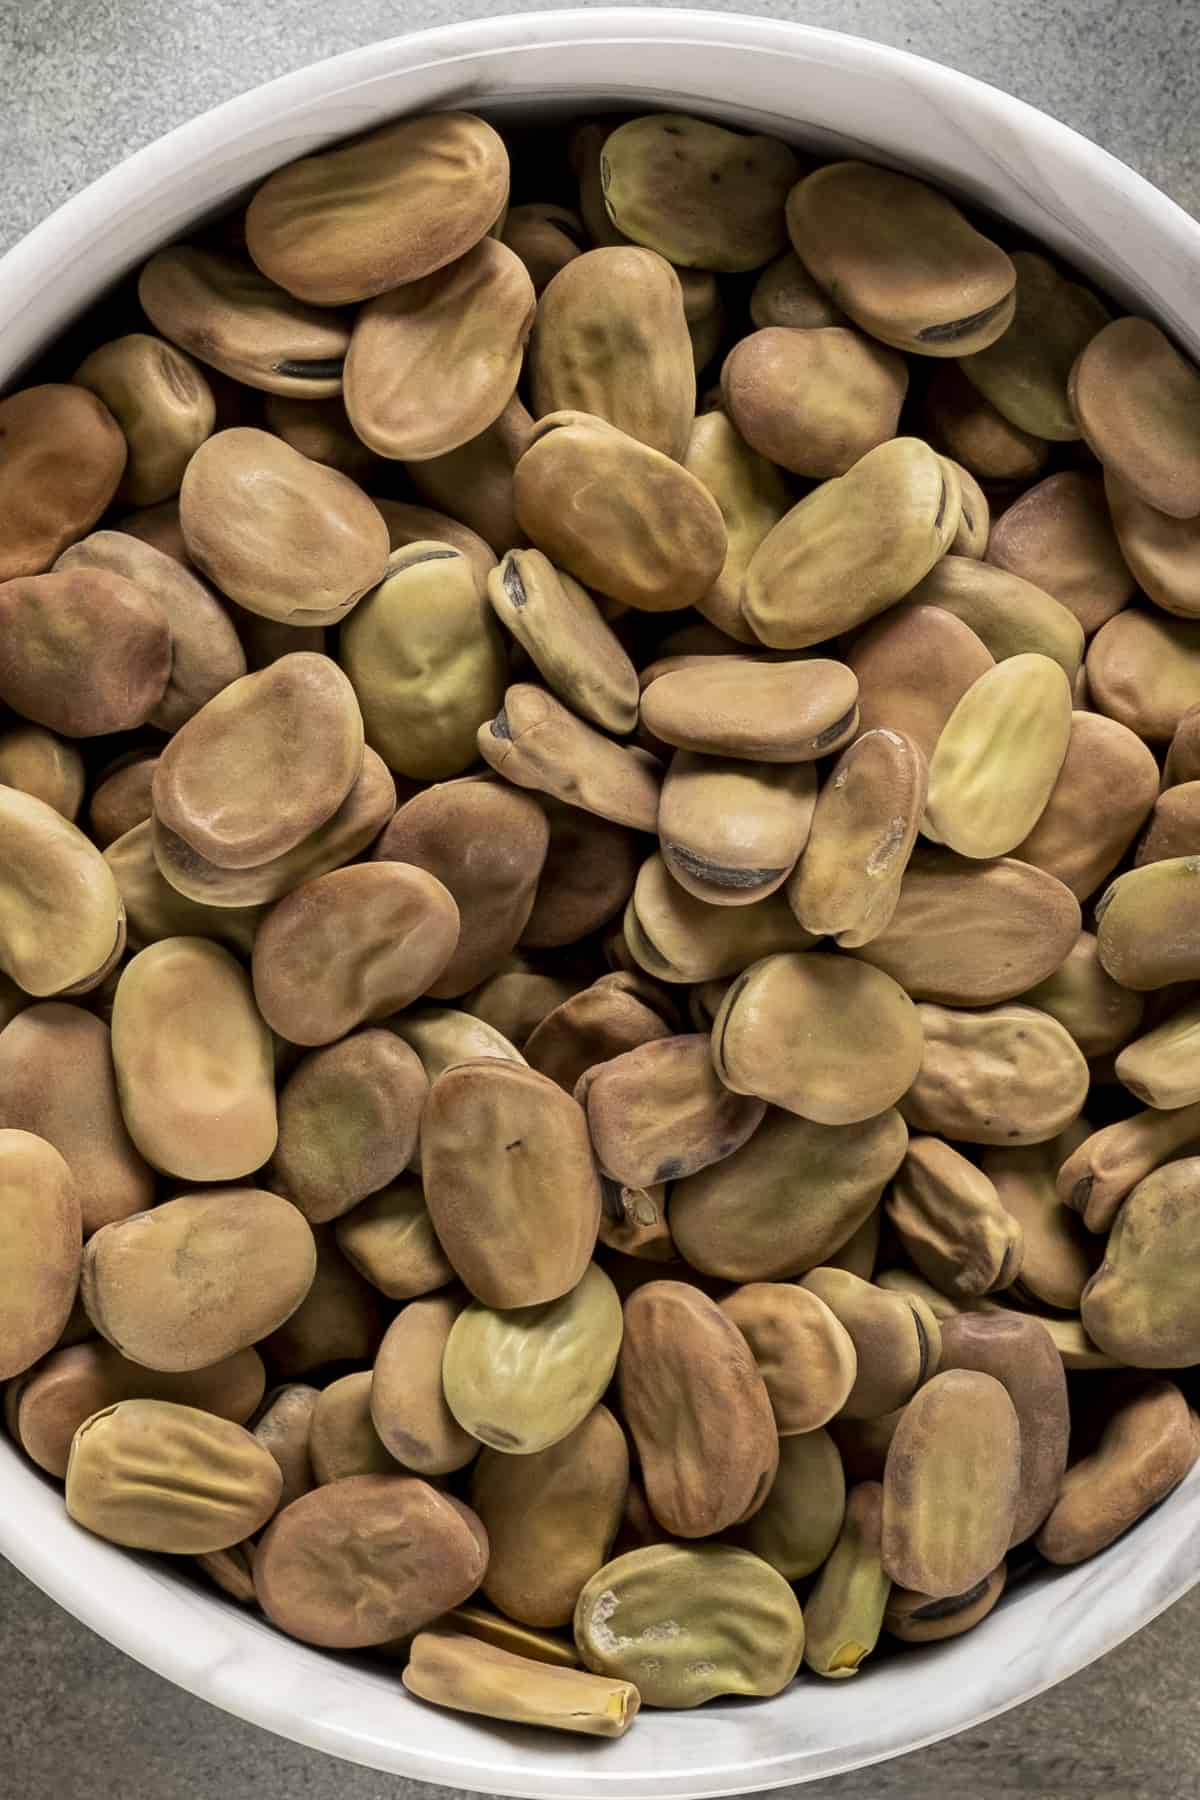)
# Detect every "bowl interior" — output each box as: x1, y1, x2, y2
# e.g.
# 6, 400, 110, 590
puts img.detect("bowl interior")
2, 10, 1199, 1795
